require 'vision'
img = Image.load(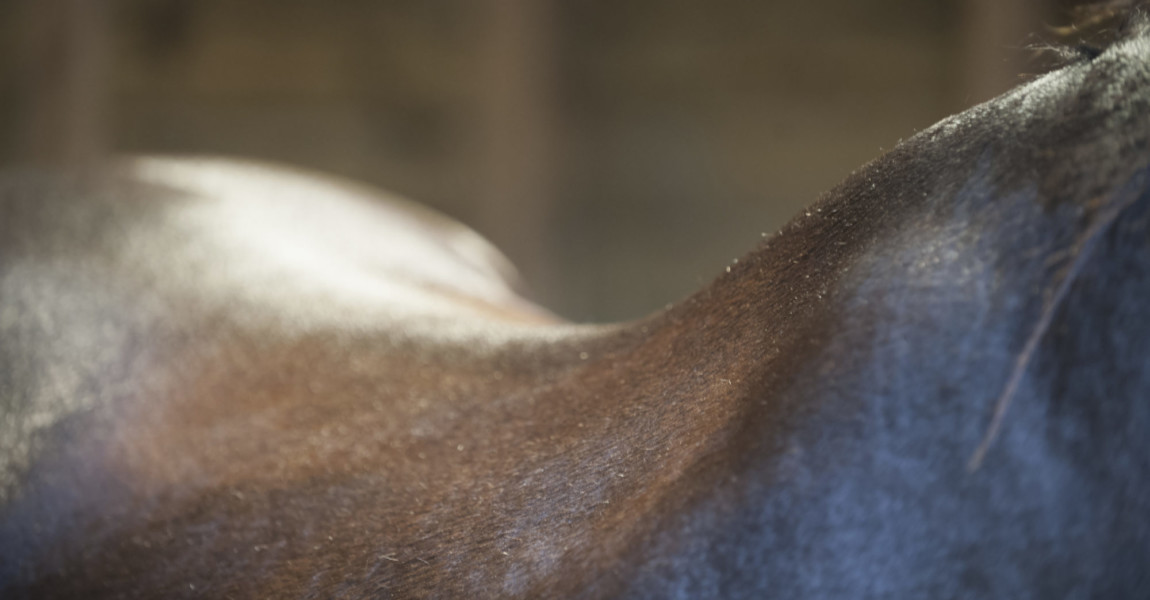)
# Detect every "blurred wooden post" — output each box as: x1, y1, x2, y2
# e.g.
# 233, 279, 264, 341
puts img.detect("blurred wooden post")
960, 0, 1047, 106
475, 0, 558, 302
16, 0, 110, 164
